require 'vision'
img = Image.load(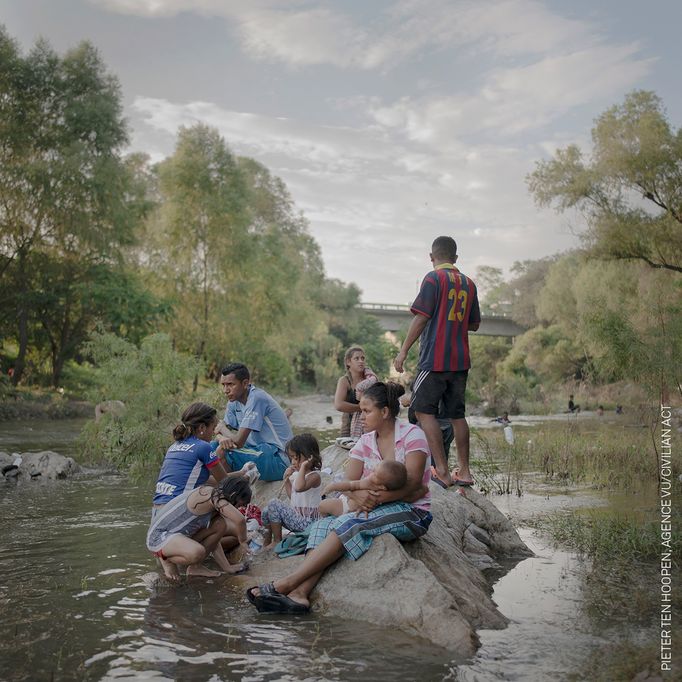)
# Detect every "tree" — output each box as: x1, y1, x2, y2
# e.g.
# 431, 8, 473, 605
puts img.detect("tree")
528, 91, 682, 273
149, 124, 248, 389
0, 29, 145, 384
475, 266, 512, 315
31, 255, 167, 385
508, 256, 558, 327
